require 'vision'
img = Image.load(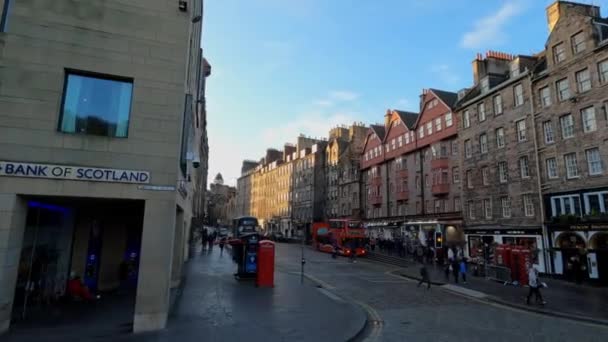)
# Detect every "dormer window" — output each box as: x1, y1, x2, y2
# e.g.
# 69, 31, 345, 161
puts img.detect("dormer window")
510, 61, 520, 77
480, 77, 490, 93
553, 42, 566, 63
572, 31, 586, 54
